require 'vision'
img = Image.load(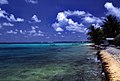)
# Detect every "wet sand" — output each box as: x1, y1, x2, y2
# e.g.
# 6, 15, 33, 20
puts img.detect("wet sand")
100, 50, 120, 81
